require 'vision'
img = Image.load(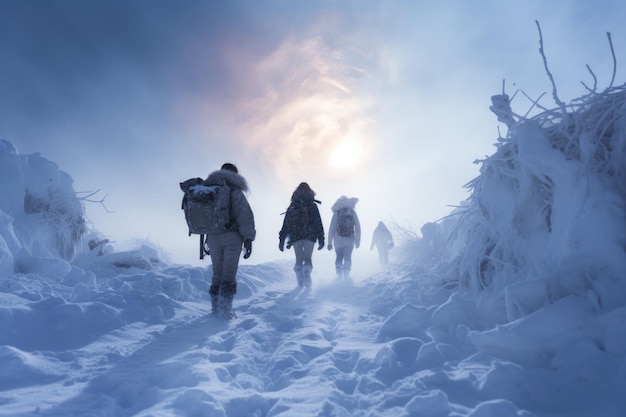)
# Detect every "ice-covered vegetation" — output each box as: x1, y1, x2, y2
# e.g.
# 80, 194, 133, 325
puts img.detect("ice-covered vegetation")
0, 139, 86, 274
398, 28, 626, 325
